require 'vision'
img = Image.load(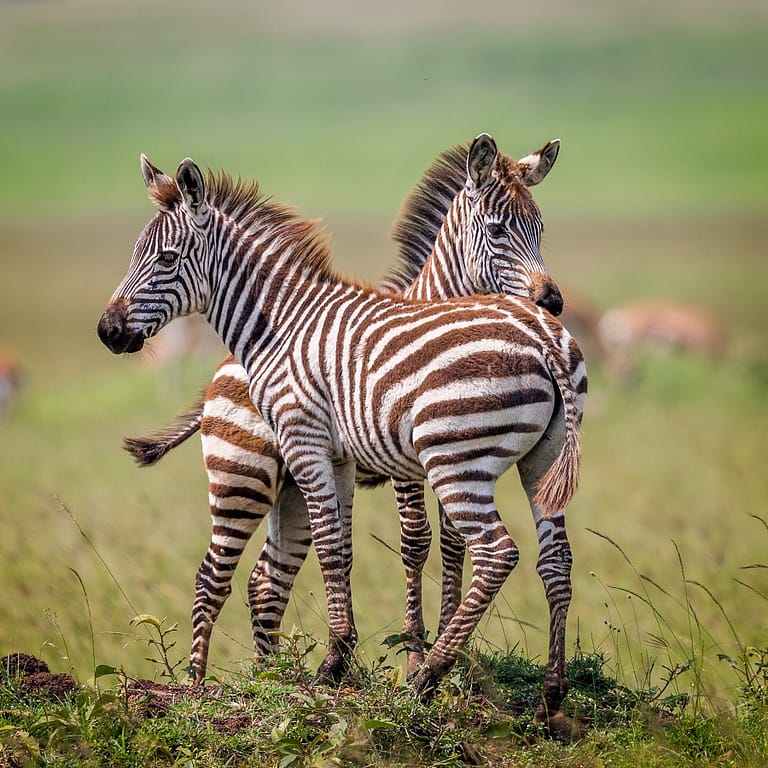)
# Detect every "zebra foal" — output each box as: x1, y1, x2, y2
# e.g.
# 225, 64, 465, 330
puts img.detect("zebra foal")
98, 152, 586, 713
125, 135, 565, 684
